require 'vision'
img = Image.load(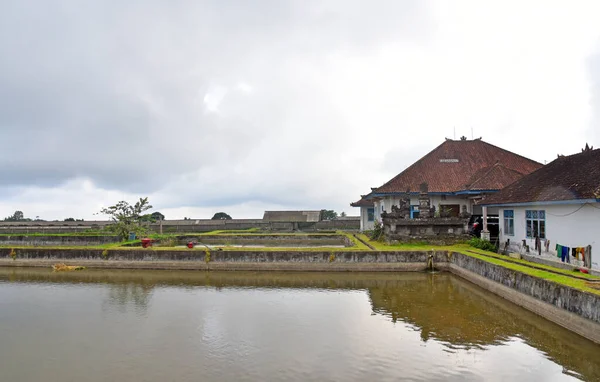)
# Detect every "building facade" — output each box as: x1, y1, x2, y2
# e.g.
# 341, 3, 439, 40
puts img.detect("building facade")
481, 146, 599, 270
351, 138, 542, 233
